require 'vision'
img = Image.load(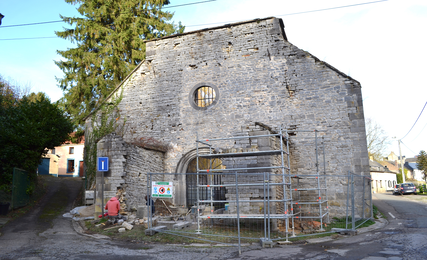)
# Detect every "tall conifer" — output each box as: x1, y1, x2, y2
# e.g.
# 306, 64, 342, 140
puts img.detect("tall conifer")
416, 150, 427, 181
55, 0, 184, 125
